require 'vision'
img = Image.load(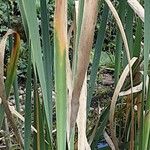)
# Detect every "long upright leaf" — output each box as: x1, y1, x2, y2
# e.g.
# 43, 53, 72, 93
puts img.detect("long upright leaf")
70, 0, 99, 130
33, 78, 45, 150
24, 48, 32, 150
40, 0, 53, 141
77, 75, 90, 150
17, 1, 52, 145
133, 17, 143, 57
72, 0, 84, 75
142, 0, 150, 149
87, 2, 109, 111
125, 5, 134, 149
54, 0, 67, 149
125, 4, 134, 58
114, 0, 126, 84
